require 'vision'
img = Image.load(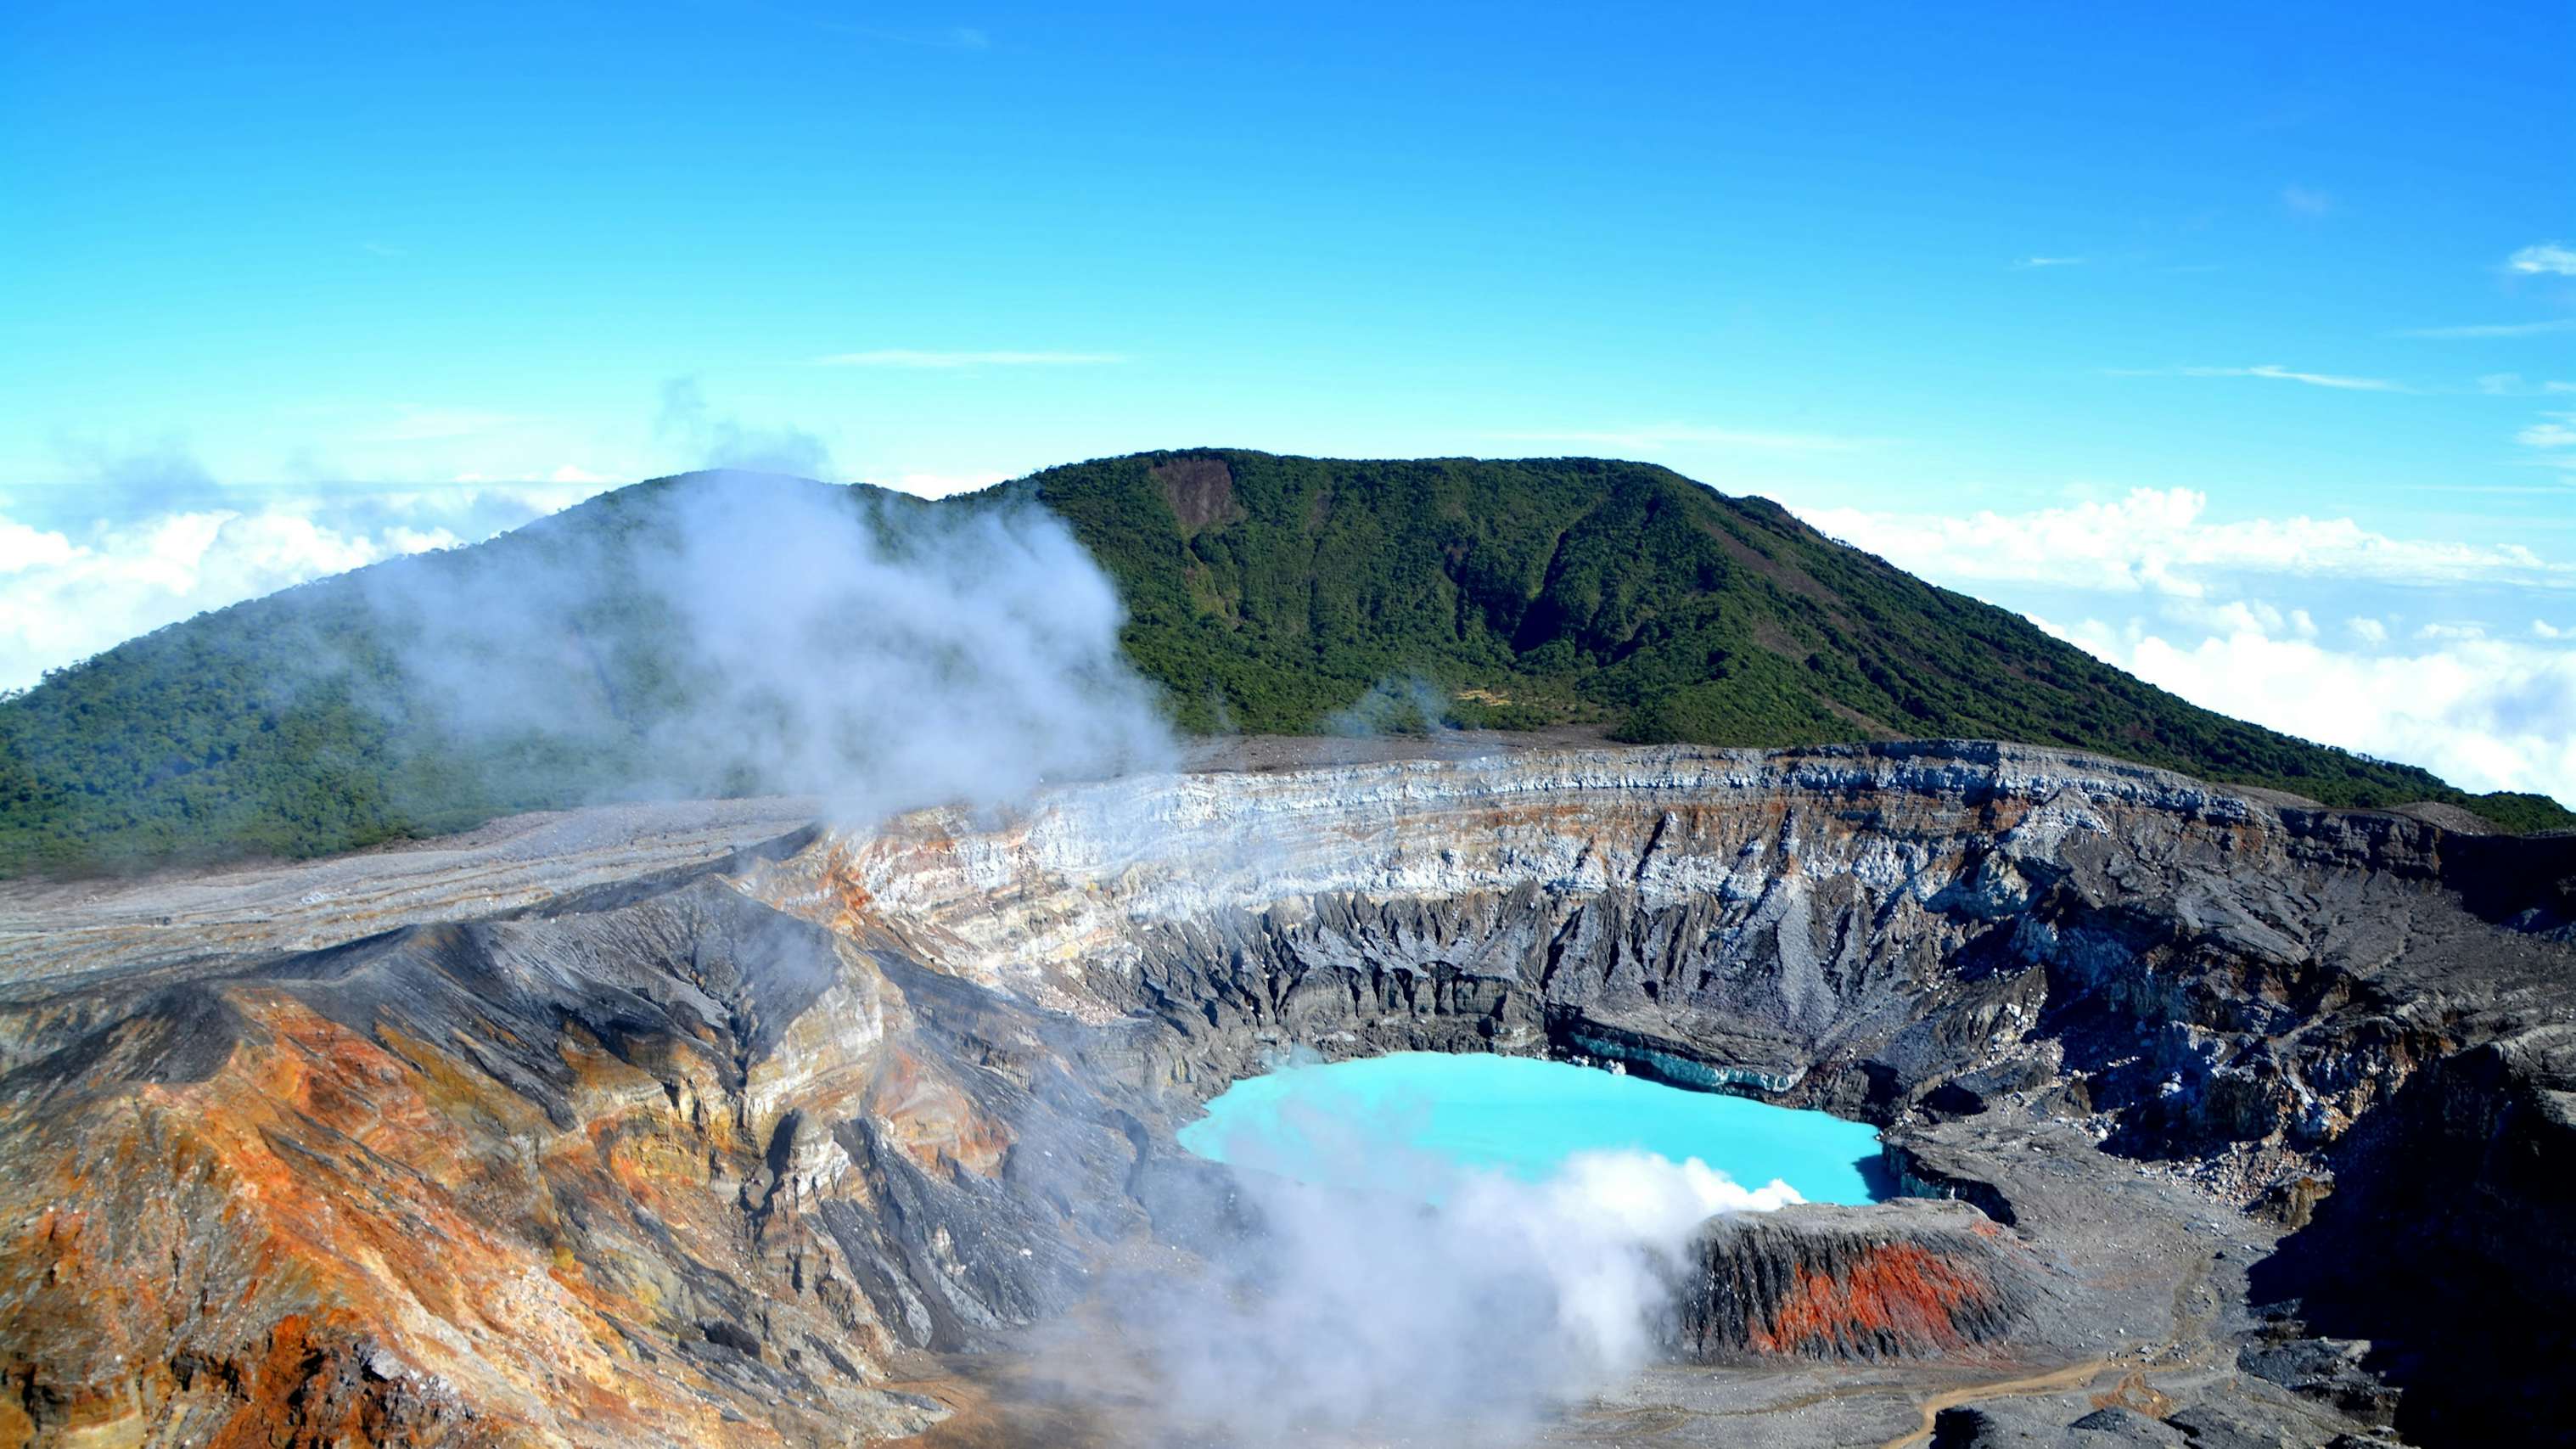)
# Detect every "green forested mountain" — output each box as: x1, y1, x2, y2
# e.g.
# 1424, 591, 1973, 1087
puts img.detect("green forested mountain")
3, 450, 2565, 874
